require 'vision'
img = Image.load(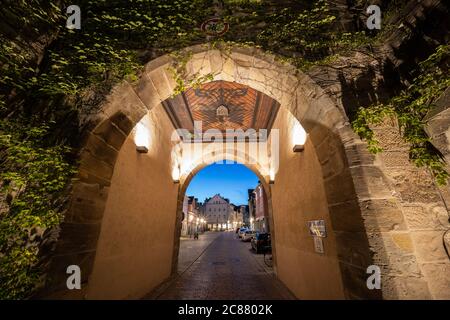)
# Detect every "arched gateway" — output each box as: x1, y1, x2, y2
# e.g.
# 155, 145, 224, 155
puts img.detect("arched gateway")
42, 45, 442, 300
